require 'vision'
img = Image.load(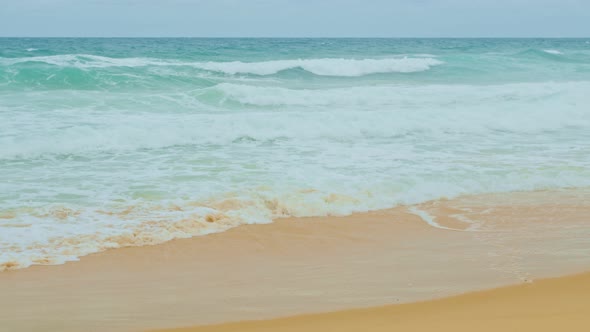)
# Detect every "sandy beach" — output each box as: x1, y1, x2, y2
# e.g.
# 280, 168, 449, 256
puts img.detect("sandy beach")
1, 189, 589, 331
154, 272, 590, 332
